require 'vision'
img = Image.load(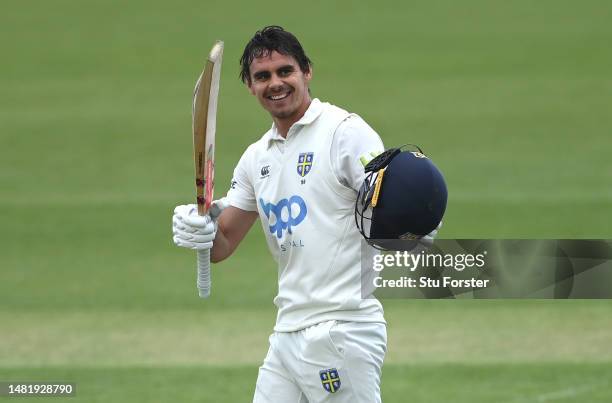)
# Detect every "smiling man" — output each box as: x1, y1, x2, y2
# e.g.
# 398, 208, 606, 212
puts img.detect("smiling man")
173, 26, 387, 402
246, 49, 312, 131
